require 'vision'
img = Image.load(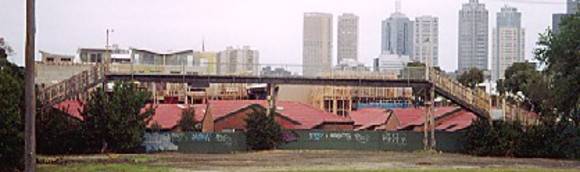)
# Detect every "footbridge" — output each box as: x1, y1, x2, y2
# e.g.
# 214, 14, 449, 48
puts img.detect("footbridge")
37, 63, 493, 120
